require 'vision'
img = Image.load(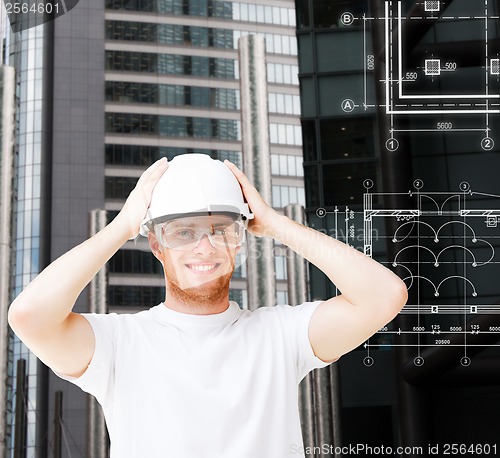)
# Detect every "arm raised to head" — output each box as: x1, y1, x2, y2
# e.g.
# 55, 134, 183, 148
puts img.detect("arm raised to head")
8, 158, 169, 377
224, 160, 408, 362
